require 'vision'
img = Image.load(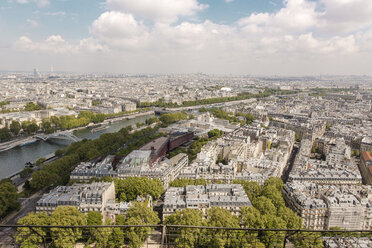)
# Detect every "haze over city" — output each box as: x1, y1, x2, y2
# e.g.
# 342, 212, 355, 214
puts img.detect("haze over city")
1, 0, 372, 75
